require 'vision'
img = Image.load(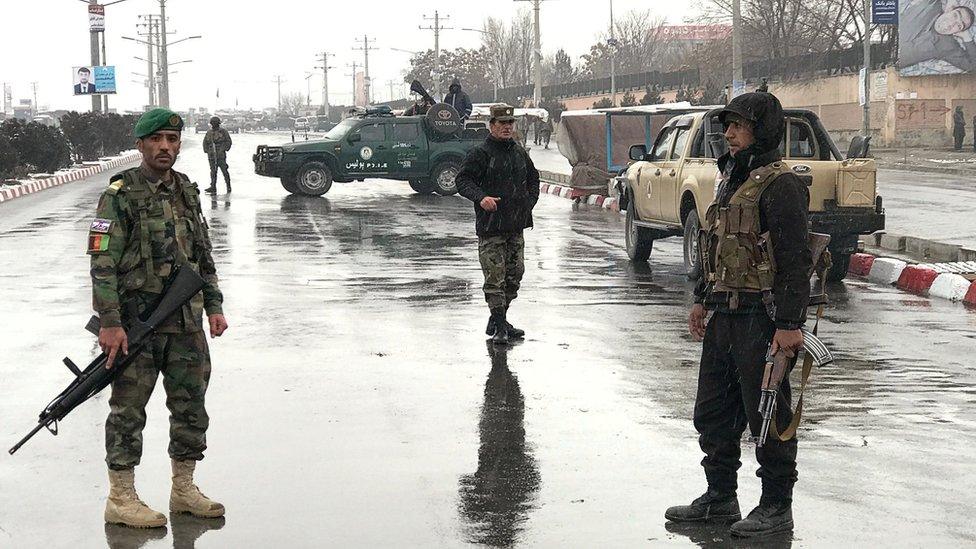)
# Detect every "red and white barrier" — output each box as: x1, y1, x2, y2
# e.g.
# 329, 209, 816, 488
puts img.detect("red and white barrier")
539, 182, 621, 212
0, 151, 141, 205
849, 251, 976, 306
